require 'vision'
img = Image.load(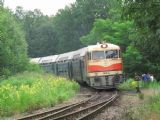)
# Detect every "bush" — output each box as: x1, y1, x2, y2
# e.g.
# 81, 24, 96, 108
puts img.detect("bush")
26, 63, 42, 73
118, 78, 160, 91
118, 78, 136, 90
0, 72, 79, 116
